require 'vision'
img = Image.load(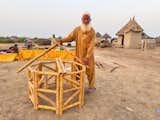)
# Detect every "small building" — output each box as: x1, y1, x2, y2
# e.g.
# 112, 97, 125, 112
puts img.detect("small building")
155, 37, 160, 46
141, 32, 156, 49
116, 17, 143, 49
